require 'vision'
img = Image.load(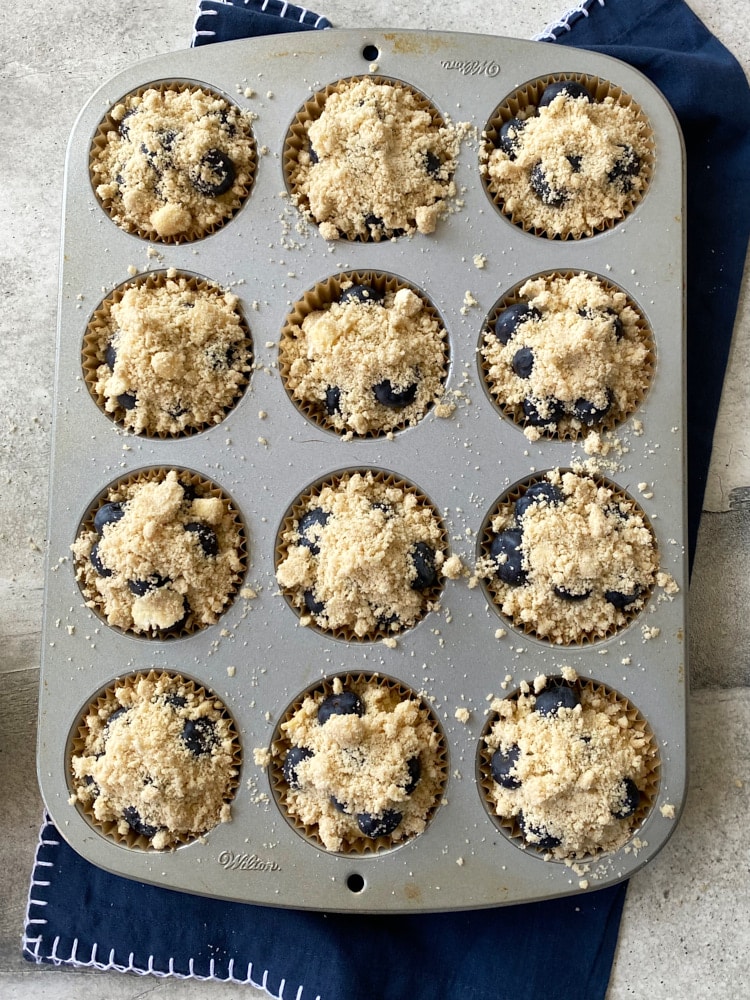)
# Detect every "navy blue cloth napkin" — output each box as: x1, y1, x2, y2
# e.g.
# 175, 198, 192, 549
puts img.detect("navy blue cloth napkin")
25, 2, 750, 998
